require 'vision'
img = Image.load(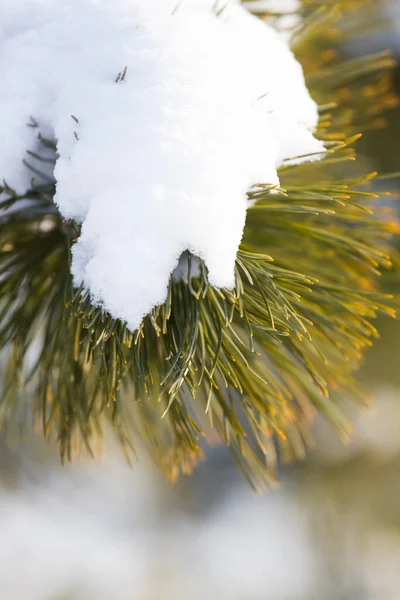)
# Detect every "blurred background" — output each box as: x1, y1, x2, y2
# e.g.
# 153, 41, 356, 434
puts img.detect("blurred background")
0, 2, 399, 599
